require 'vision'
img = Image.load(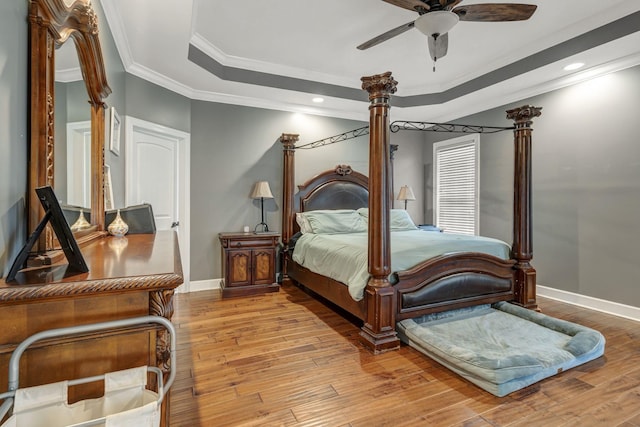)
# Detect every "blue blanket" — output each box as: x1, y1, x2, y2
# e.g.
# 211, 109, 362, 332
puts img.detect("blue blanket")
292, 230, 510, 301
